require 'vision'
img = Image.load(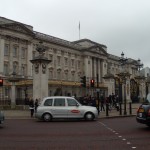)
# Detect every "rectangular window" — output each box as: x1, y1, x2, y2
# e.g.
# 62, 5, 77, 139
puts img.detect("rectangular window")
65, 58, 68, 66
13, 46, 18, 57
13, 63, 17, 73
4, 64, 9, 75
21, 48, 26, 59
57, 56, 61, 66
71, 59, 74, 67
21, 65, 25, 75
4, 44, 9, 56
54, 98, 65, 106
